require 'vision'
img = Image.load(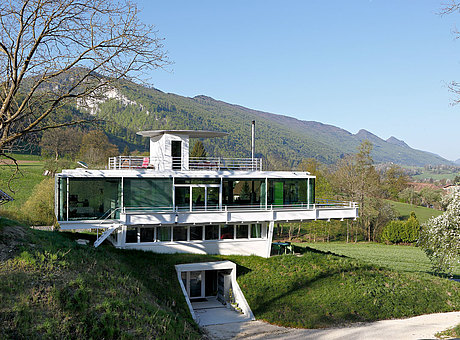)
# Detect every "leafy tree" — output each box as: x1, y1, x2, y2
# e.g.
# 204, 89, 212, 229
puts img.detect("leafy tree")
419, 189, 460, 276
382, 164, 409, 199
398, 187, 420, 205
419, 187, 443, 209
0, 0, 167, 164
331, 140, 383, 241
78, 130, 118, 166
40, 128, 83, 160
190, 140, 207, 158
298, 158, 333, 199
